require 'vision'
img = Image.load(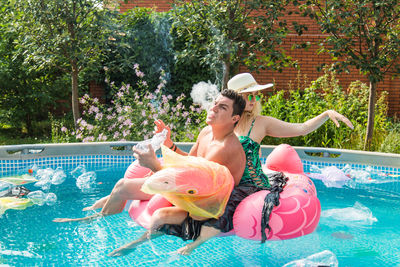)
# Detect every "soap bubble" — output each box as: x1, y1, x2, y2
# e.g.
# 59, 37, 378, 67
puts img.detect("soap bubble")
51, 167, 67, 185
27, 190, 47, 206
308, 165, 351, 188
45, 193, 57, 206
0, 181, 12, 197
76, 171, 97, 191
135, 129, 168, 153
70, 165, 87, 179
27, 191, 58, 206
34, 168, 55, 190
34, 179, 51, 191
